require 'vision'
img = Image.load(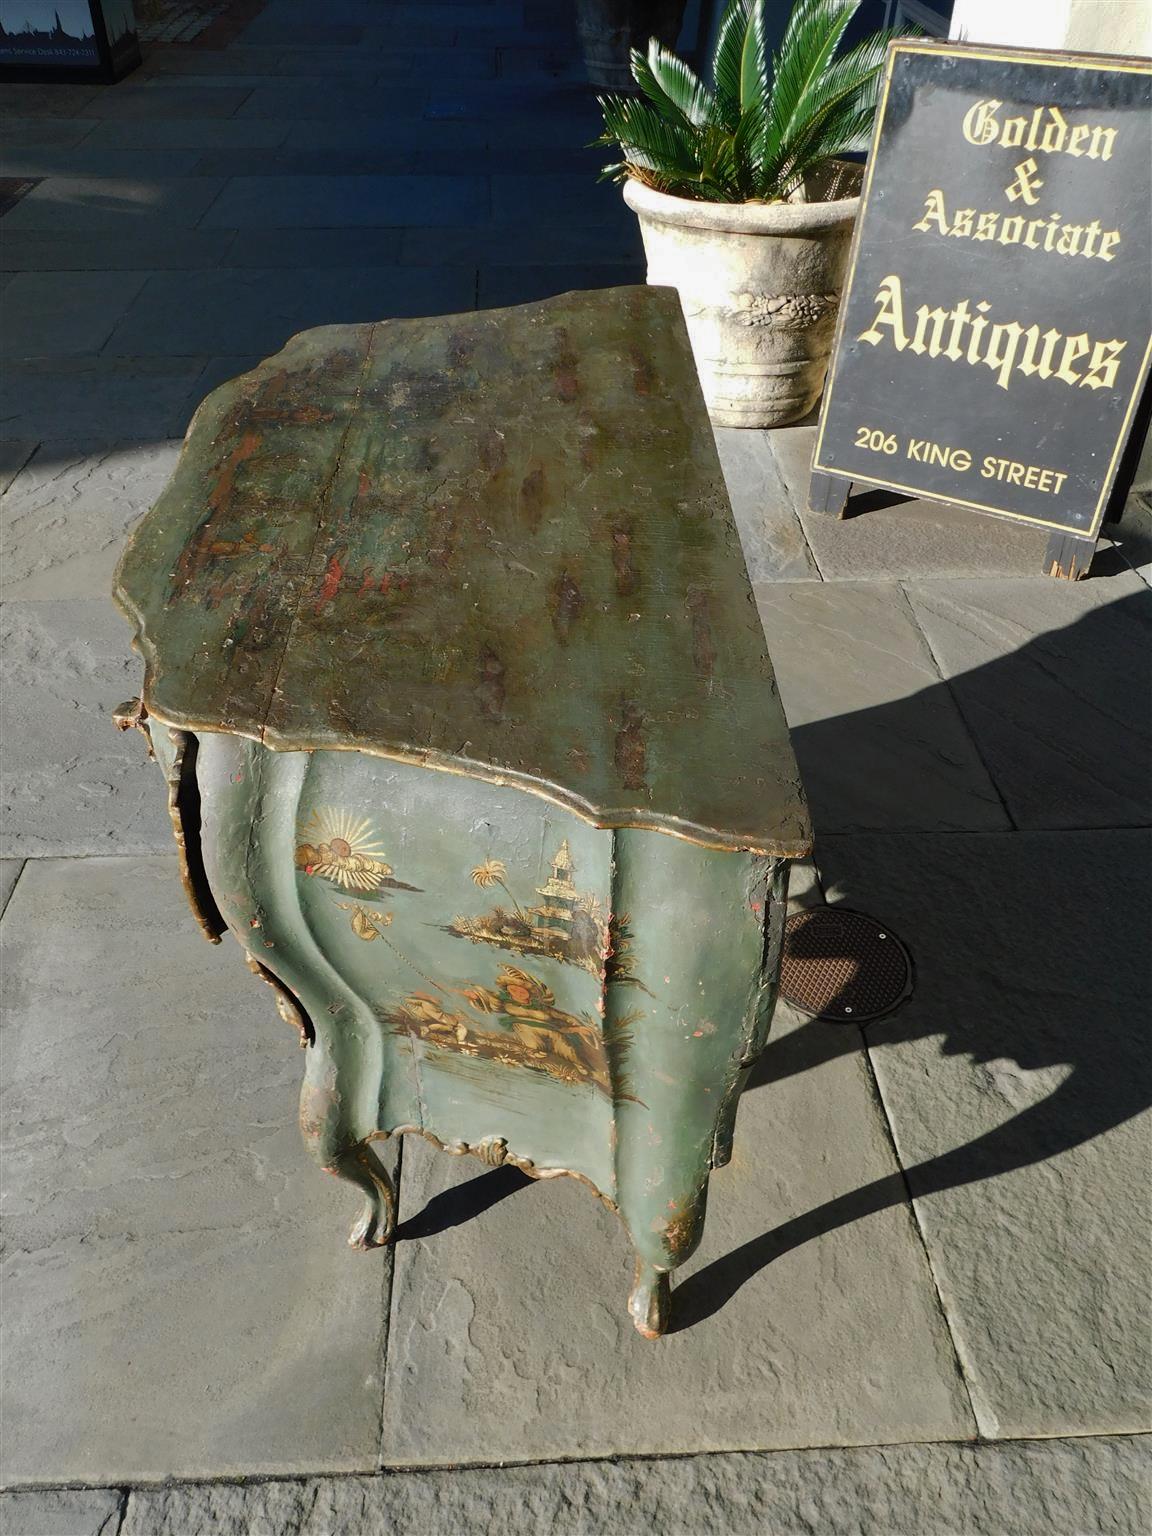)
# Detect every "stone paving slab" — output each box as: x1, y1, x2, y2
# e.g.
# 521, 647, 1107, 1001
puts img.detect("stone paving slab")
191, 146, 420, 177
233, 83, 426, 118
398, 221, 643, 265
0, 356, 212, 438
0, 857, 394, 1485
0, 147, 204, 179
0, 438, 37, 493
0, 1488, 123, 1536
0, 860, 22, 918
199, 172, 486, 228
16, 1436, 1127, 1536
102, 265, 476, 357
80, 85, 255, 120
905, 577, 1152, 830
752, 582, 1009, 834
0, 83, 102, 116
1, 176, 226, 233
767, 426, 1071, 580
0, 228, 238, 273
489, 172, 633, 226
0, 600, 172, 857
0, 116, 99, 147
713, 426, 819, 583
379, 1003, 973, 1466
1, 272, 149, 359
476, 263, 643, 307
816, 830, 1152, 1439
1, 440, 182, 602
223, 227, 402, 268
83, 117, 291, 148
1116, 494, 1152, 586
